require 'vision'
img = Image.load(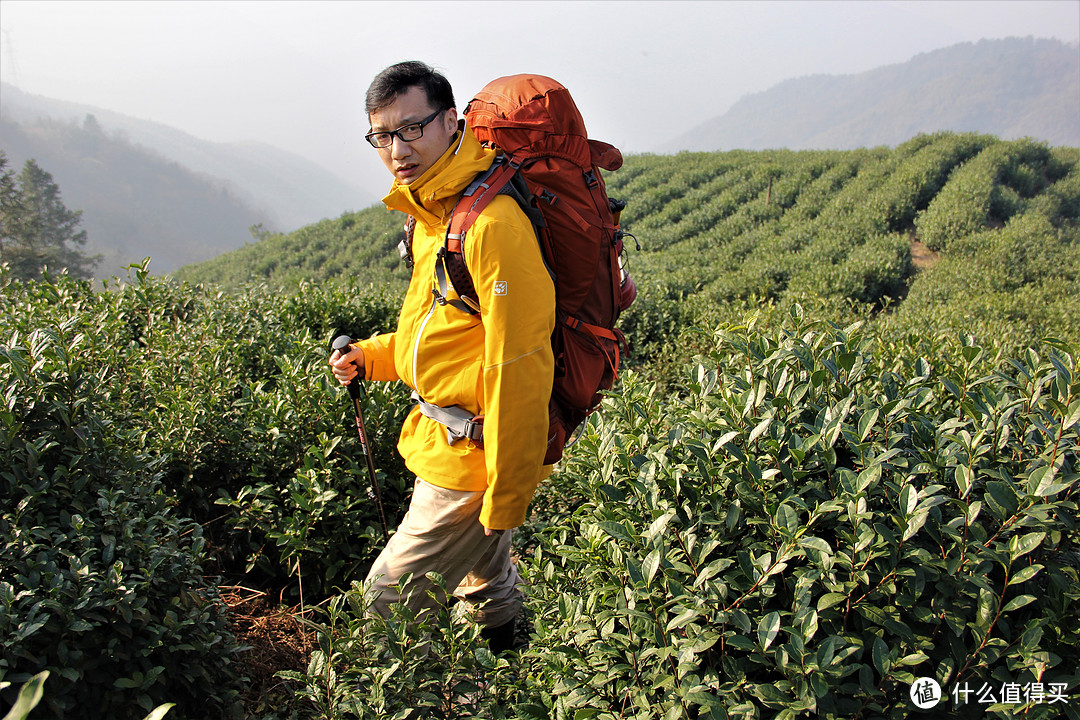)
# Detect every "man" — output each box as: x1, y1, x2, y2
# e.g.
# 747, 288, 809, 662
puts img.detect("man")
329, 61, 555, 652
